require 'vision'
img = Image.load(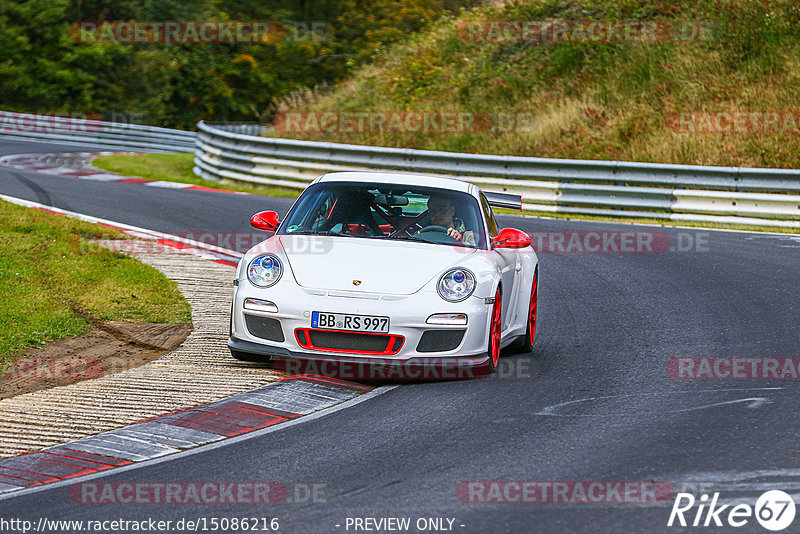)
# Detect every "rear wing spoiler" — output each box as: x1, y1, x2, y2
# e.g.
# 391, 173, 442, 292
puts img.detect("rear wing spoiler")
484, 192, 522, 210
